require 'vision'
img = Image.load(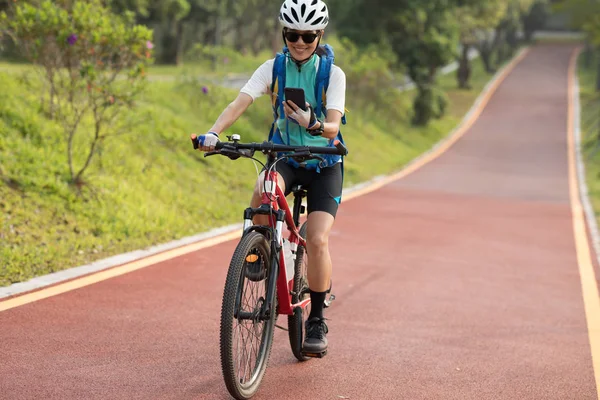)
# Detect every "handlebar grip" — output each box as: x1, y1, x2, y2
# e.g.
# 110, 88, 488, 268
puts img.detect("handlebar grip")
333, 140, 348, 156
191, 134, 226, 151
